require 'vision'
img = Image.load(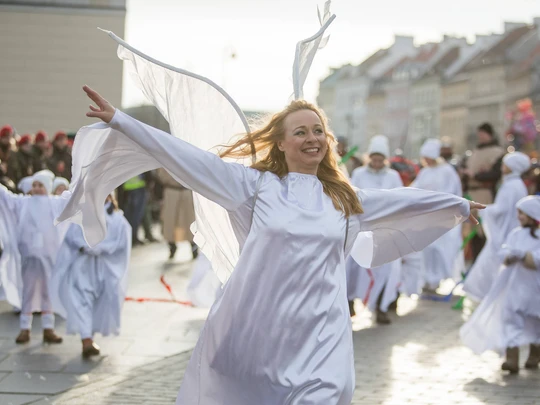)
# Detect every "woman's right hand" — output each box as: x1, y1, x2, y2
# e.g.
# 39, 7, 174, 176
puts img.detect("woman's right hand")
83, 85, 116, 123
